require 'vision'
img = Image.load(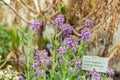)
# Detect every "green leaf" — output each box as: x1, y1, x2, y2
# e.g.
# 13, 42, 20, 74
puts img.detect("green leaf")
60, 4, 67, 15
56, 31, 62, 38
80, 70, 84, 76
53, 41, 60, 50
11, 26, 20, 47
77, 42, 85, 58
